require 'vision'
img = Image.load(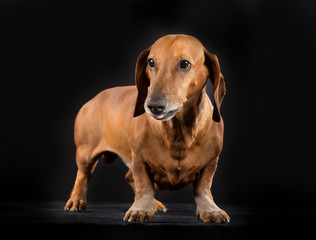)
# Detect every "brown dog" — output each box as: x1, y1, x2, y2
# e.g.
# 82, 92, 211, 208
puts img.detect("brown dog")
64, 34, 229, 223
